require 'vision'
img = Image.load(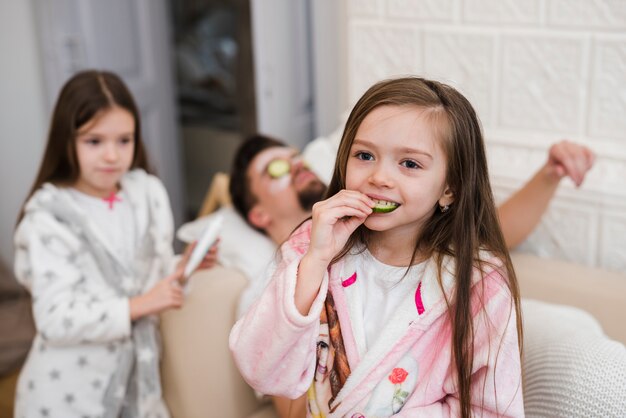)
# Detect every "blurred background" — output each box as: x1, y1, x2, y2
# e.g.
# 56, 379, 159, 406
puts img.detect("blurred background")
1, 0, 625, 272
